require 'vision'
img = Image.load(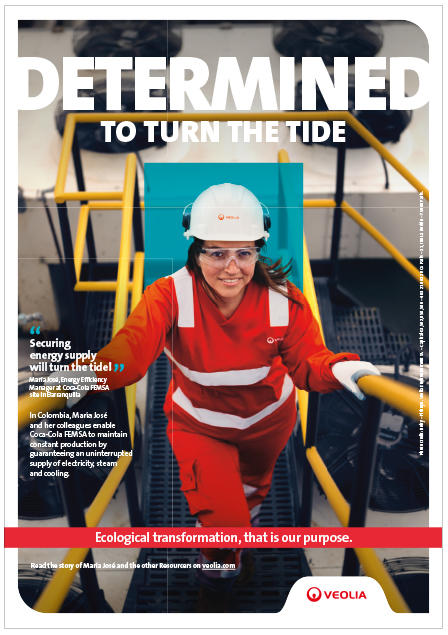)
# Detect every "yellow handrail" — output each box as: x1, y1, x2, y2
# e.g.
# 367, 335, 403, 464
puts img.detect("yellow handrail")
341, 201, 429, 291
345, 112, 428, 200
279, 148, 425, 613
32, 254, 145, 613
21, 149, 144, 611
34, 453, 133, 613
73, 201, 136, 292
306, 447, 410, 613
18, 393, 66, 430
54, 112, 429, 204
29, 109, 429, 613
299, 198, 429, 292
277, 186, 429, 432
112, 154, 137, 335
358, 374, 428, 424
297, 231, 325, 444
